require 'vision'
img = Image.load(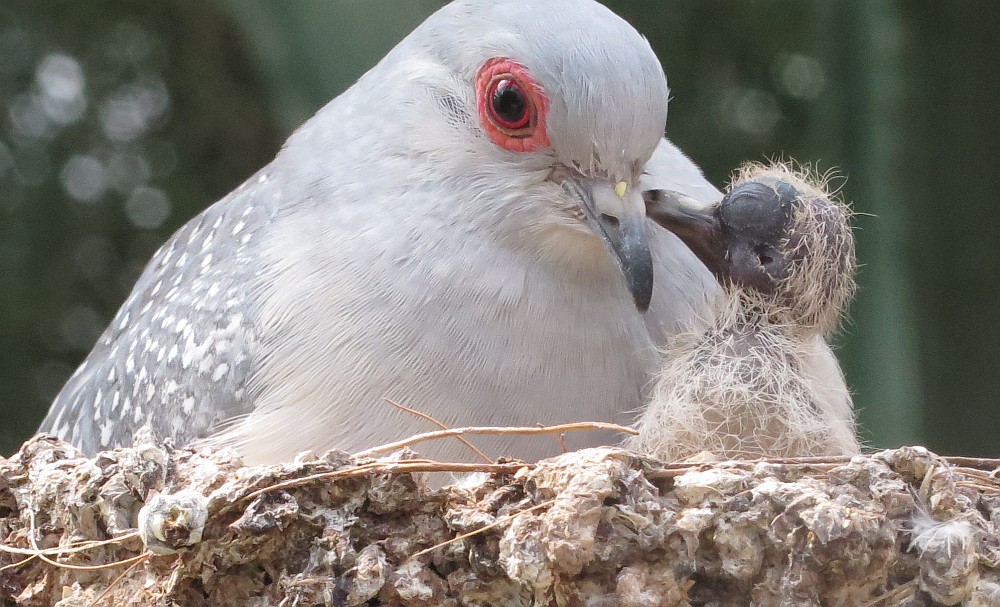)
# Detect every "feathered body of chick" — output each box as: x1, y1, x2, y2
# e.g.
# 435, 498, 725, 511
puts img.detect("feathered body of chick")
632, 163, 860, 460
